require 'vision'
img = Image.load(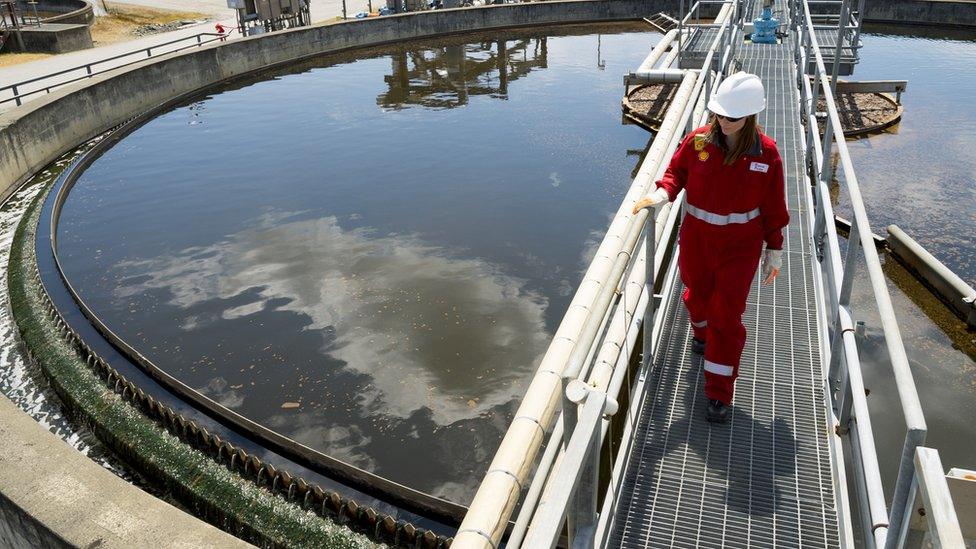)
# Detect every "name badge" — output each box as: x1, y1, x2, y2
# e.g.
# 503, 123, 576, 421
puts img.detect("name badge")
750, 162, 769, 173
